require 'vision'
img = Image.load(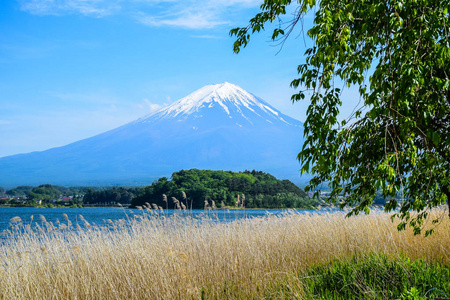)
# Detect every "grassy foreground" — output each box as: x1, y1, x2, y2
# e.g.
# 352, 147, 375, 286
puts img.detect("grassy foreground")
0, 209, 449, 299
